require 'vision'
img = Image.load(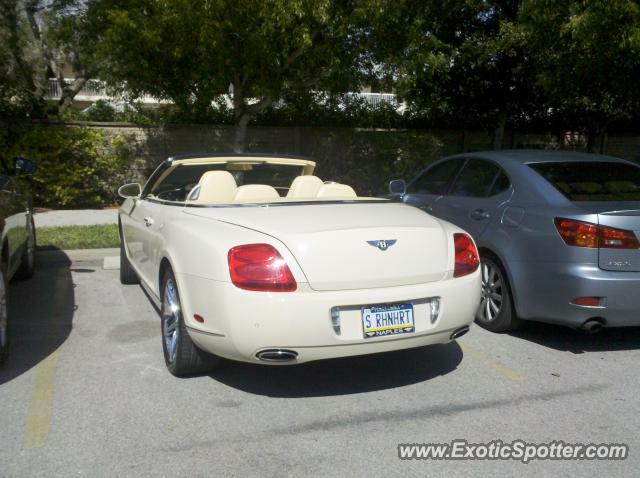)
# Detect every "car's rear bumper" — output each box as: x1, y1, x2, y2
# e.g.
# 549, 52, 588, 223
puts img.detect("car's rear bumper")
176, 271, 480, 364
512, 261, 640, 328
